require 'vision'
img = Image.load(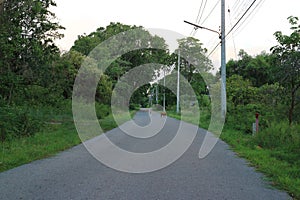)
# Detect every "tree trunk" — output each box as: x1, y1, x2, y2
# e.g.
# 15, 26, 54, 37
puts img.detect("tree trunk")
0, 0, 3, 15
288, 87, 296, 125
0, 0, 4, 26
